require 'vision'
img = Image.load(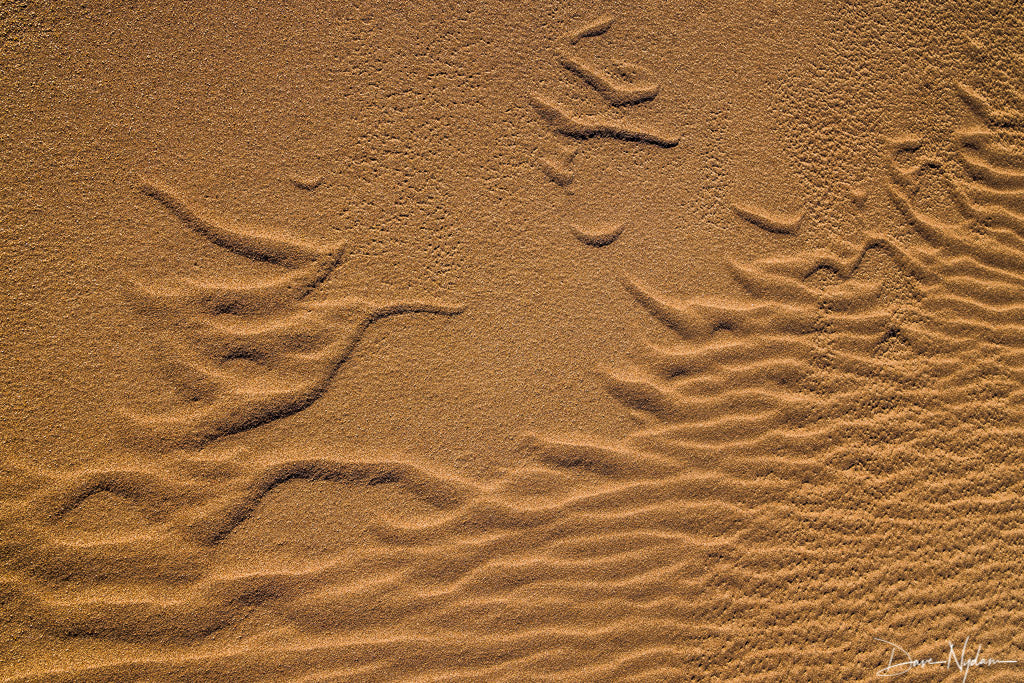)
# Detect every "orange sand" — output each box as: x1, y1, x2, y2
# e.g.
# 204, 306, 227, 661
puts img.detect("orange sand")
3, 1, 1024, 680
